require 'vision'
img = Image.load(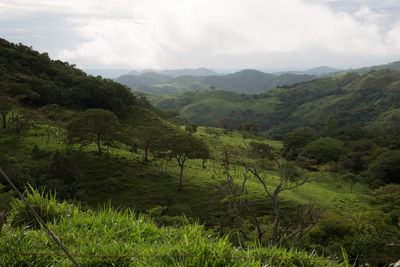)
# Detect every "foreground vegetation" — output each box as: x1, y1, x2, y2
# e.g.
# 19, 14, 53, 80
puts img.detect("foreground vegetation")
0, 188, 345, 266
